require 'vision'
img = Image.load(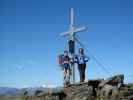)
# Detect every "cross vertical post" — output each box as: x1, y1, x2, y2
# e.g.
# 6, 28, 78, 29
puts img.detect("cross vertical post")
68, 40, 75, 83
69, 8, 75, 84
